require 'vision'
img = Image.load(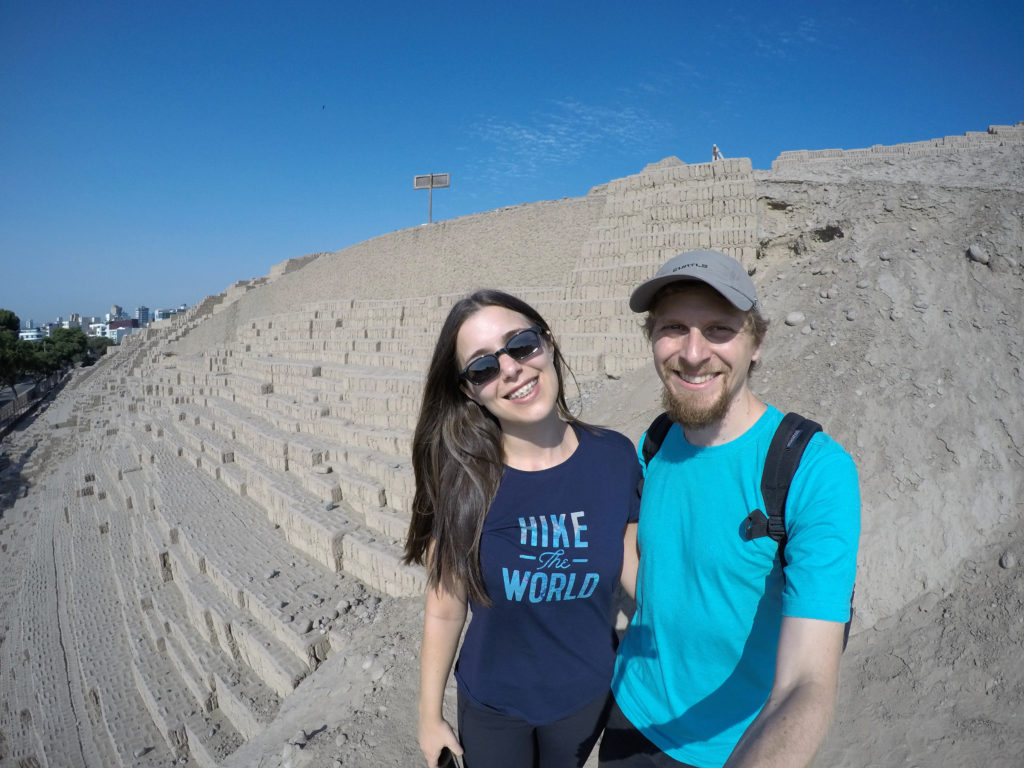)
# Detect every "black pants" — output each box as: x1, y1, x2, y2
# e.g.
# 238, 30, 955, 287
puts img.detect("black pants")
457, 688, 611, 768
598, 697, 698, 768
